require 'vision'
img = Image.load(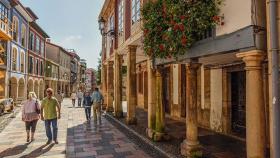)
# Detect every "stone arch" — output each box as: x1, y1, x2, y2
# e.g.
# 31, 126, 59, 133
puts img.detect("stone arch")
34, 80, 39, 98
27, 79, 34, 94
39, 80, 44, 100
18, 78, 25, 98
9, 77, 18, 100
